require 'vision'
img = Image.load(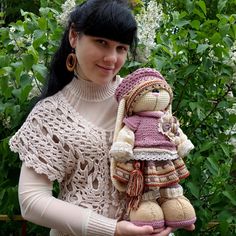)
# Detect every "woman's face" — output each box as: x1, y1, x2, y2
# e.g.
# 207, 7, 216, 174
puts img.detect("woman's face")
69, 29, 129, 85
